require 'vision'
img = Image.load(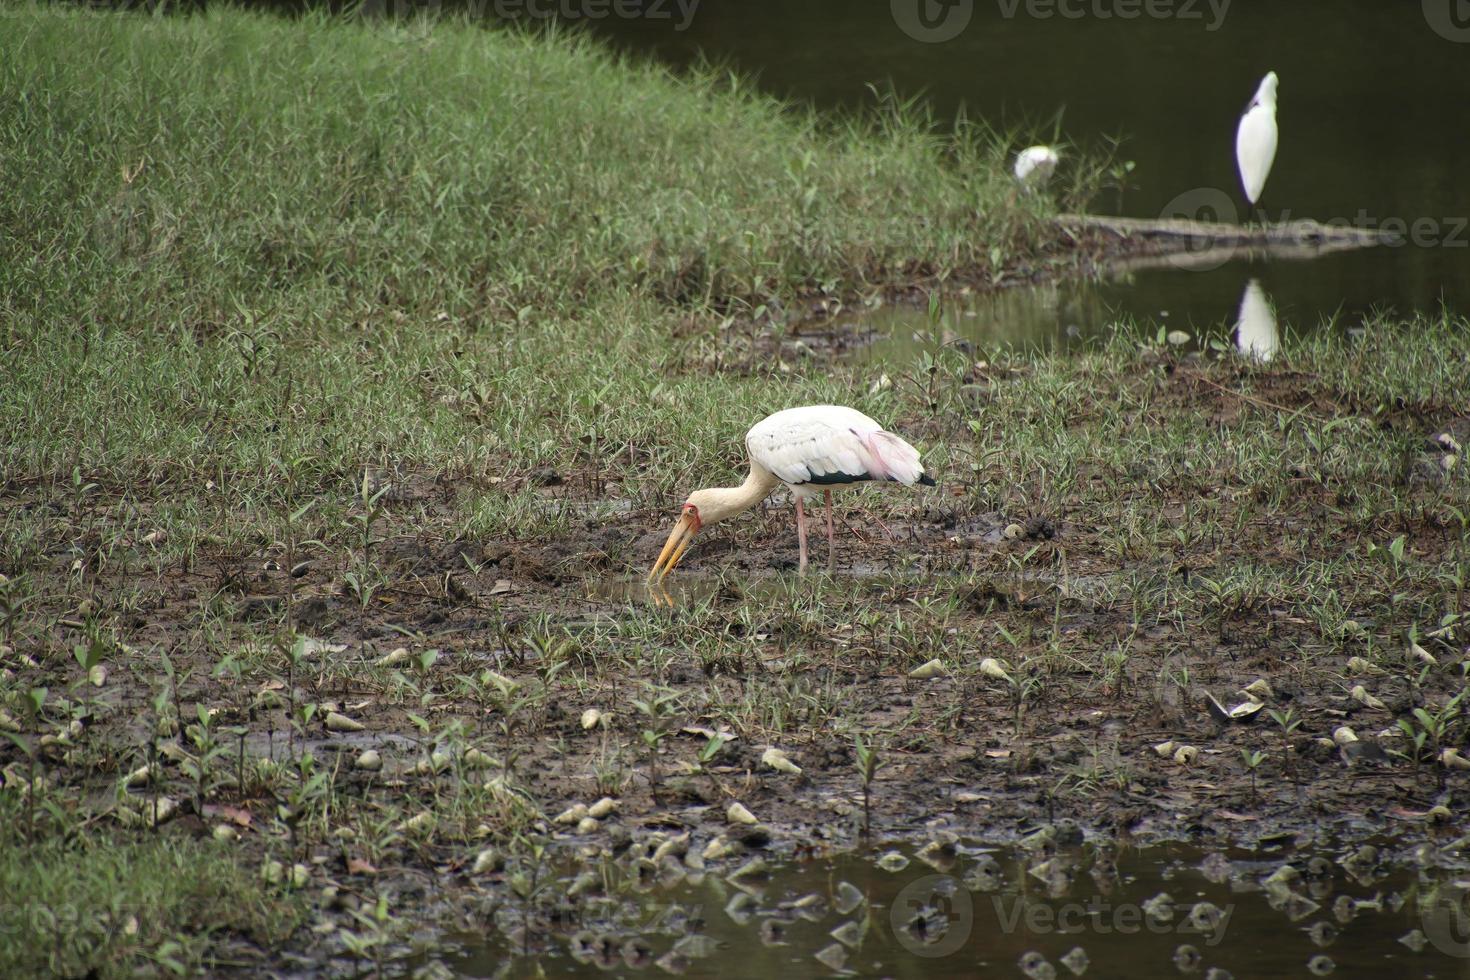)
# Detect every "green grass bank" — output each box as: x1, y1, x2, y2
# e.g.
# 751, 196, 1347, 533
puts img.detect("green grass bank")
0, 0, 1090, 501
